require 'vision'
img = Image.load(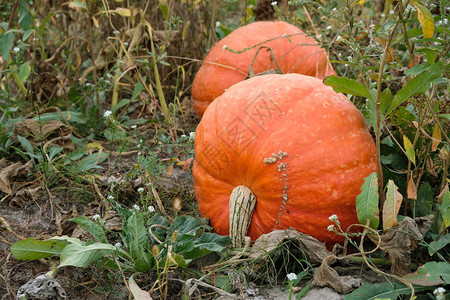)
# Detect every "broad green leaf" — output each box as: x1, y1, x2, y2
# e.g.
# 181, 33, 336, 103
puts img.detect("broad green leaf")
413, 1, 435, 38
387, 62, 444, 115
11, 239, 66, 260
345, 282, 429, 300
0, 31, 15, 62
403, 261, 450, 285
18, 0, 31, 30
442, 190, 450, 228
129, 275, 152, 300
18, 61, 31, 83
175, 232, 230, 260
122, 210, 148, 260
355, 172, 379, 229
404, 63, 429, 76
383, 180, 403, 230
323, 75, 372, 100
403, 135, 416, 165
59, 243, 116, 268
70, 217, 108, 243
437, 114, 450, 119
428, 233, 450, 256
132, 79, 145, 101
